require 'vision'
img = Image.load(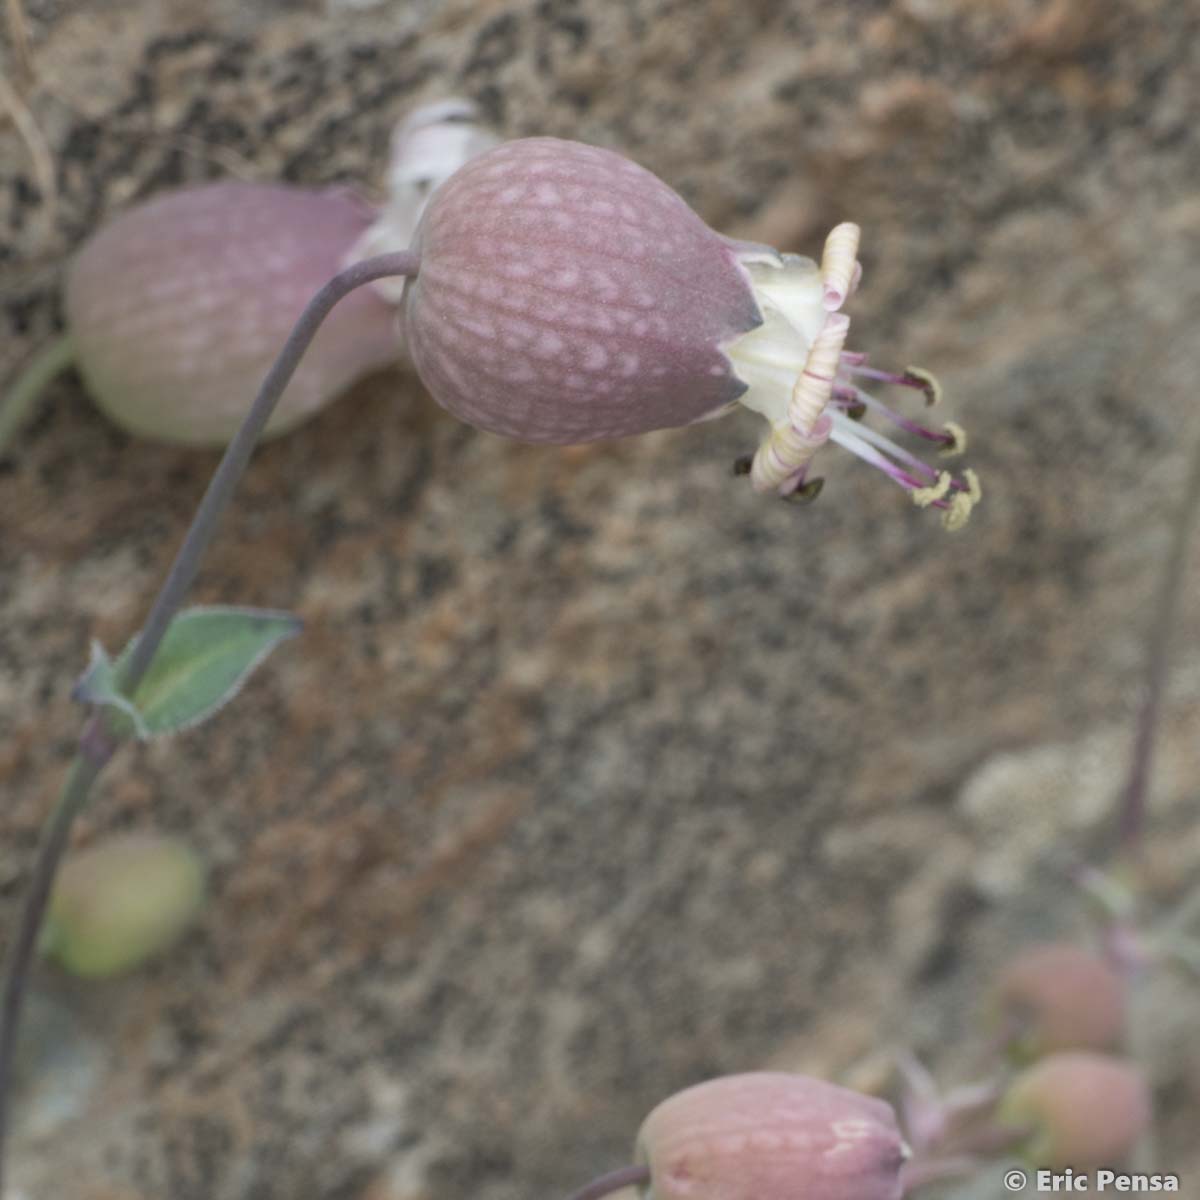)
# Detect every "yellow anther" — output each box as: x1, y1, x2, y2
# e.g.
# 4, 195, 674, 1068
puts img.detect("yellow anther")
820, 223, 862, 312
939, 421, 967, 458
911, 471, 952, 508
904, 366, 942, 406
939, 471, 981, 531
964, 467, 982, 503
942, 491, 975, 532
